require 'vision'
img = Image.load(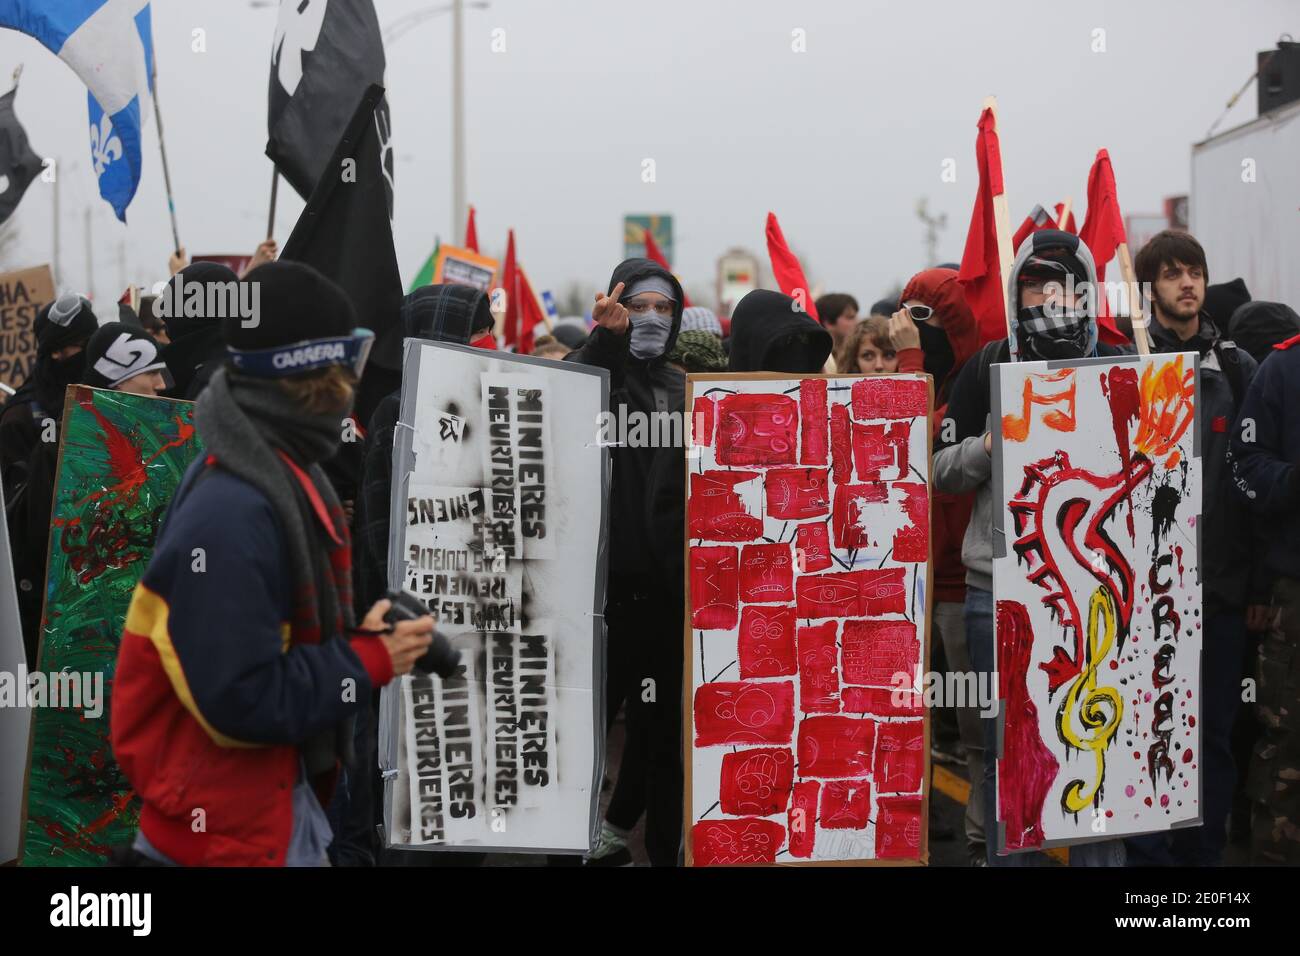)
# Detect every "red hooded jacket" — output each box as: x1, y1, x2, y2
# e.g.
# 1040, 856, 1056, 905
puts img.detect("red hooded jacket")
899, 269, 980, 605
